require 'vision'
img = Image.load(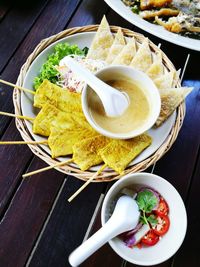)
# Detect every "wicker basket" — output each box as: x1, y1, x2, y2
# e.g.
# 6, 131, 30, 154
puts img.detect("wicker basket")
13, 25, 185, 182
